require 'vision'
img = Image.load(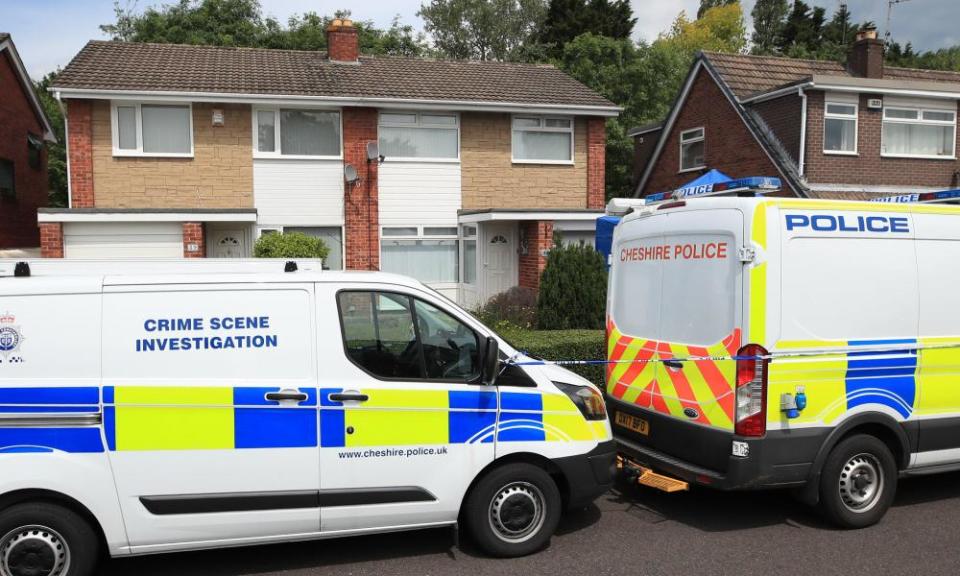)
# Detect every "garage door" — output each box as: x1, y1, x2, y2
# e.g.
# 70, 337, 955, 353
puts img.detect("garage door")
63, 223, 183, 258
